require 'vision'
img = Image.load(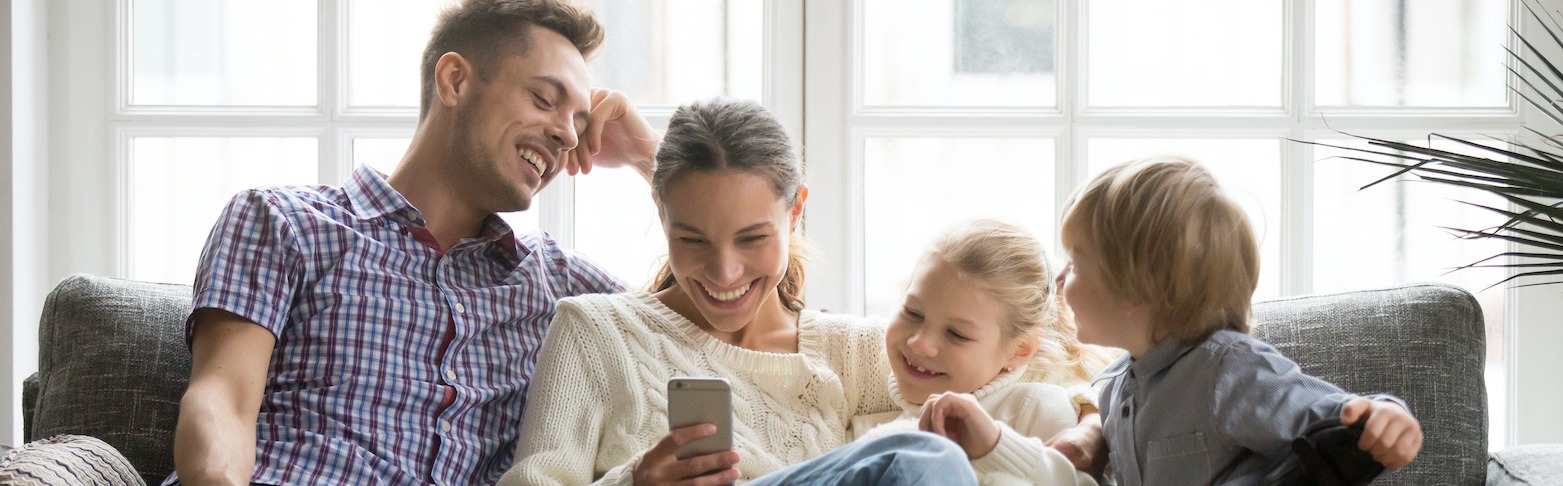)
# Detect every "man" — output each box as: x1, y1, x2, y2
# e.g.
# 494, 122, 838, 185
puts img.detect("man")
167, 0, 656, 484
